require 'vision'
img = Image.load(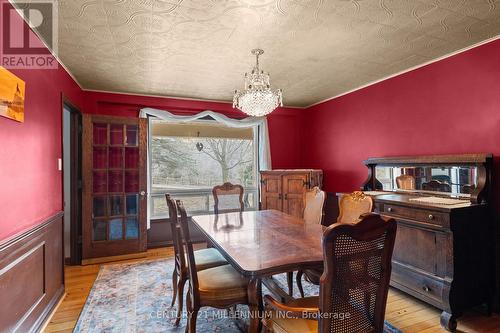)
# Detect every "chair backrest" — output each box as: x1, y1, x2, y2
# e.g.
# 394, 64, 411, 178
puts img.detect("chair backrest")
422, 179, 451, 192
212, 182, 244, 214
165, 194, 186, 273
337, 191, 373, 224
303, 186, 326, 224
461, 184, 475, 194
176, 199, 200, 306
318, 213, 397, 333
396, 174, 415, 190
